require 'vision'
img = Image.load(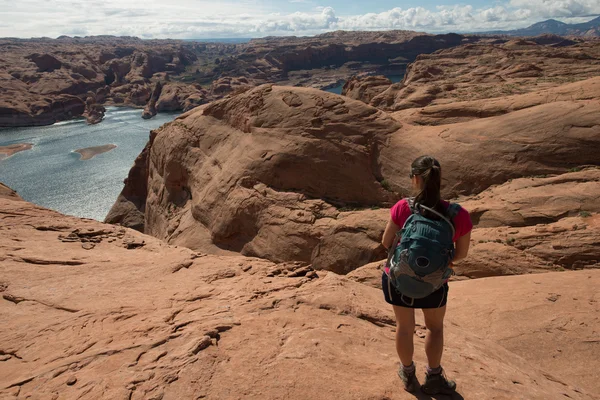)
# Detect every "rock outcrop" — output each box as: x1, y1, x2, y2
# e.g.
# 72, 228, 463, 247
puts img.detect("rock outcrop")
368, 40, 600, 112
381, 98, 600, 198
104, 131, 159, 231
142, 81, 208, 119
460, 168, 600, 228
390, 75, 600, 126
156, 83, 208, 113
0, 88, 86, 127
142, 81, 162, 120
341, 75, 392, 103
1, 187, 598, 399
26, 53, 63, 72
210, 76, 254, 96
109, 85, 400, 272
107, 77, 600, 274
83, 96, 105, 125
244, 32, 467, 77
